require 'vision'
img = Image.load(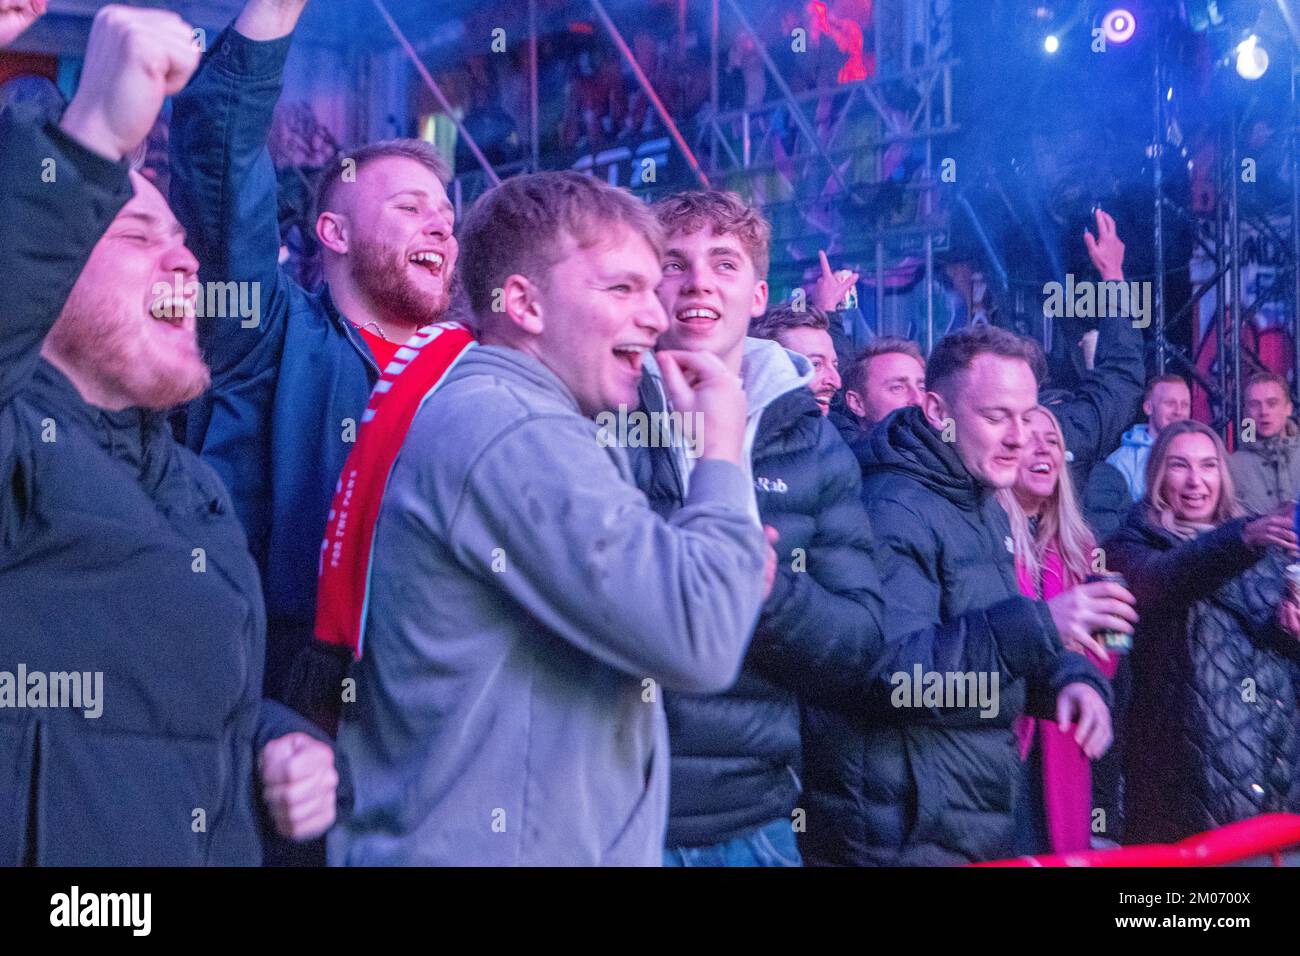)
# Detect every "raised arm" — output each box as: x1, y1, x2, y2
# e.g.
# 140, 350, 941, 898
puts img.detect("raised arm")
1054, 209, 1145, 473
168, 0, 308, 378
1107, 516, 1263, 617
1, 5, 197, 410
0, 120, 129, 410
